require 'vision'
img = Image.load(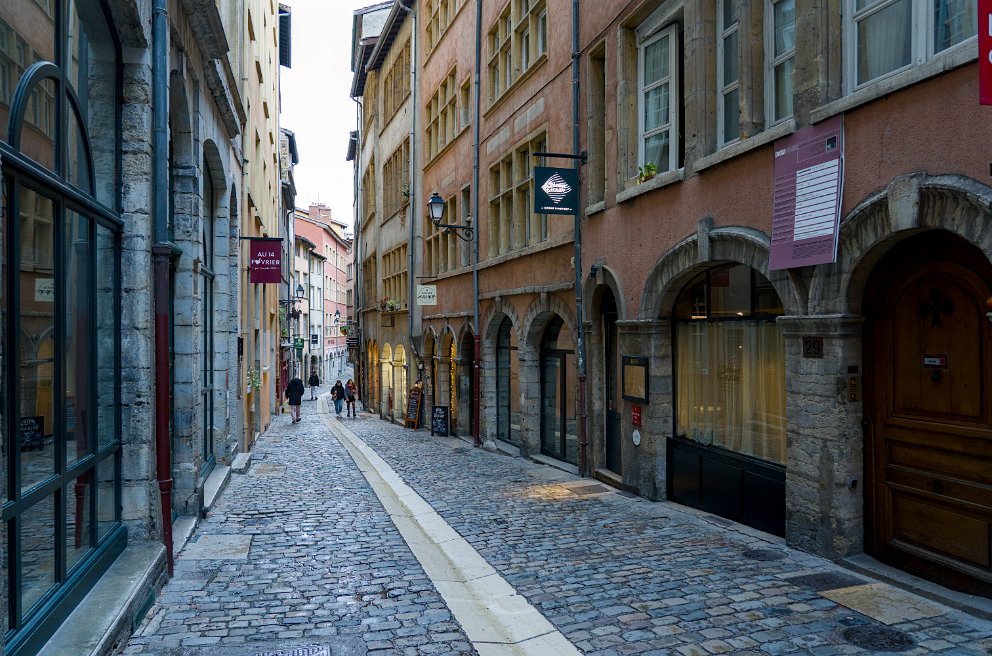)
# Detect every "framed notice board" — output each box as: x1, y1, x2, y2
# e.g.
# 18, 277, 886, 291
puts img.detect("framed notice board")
404, 385, 423, 429
622, 356, 649, 403
431, 406, 449, 437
